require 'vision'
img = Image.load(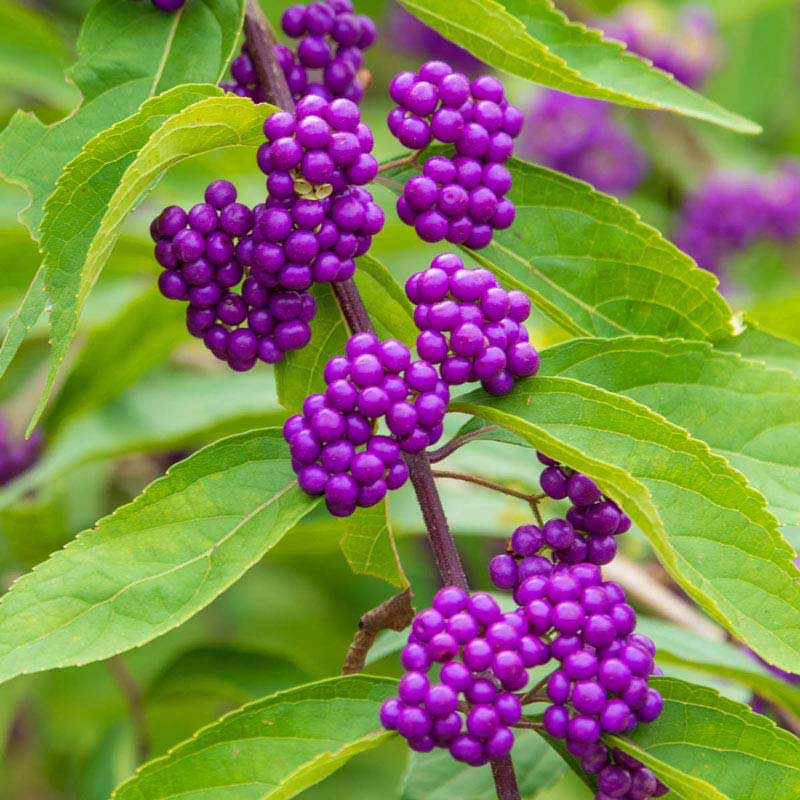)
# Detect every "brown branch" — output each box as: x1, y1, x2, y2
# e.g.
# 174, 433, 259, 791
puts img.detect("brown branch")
428, 425, 501, 463
244, 0, 295, 112
241, 9, 521, 797
106, 656, 149, 762
432, 469, 538, 504
377, 151, 422, 173
342, 589, 415, 674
